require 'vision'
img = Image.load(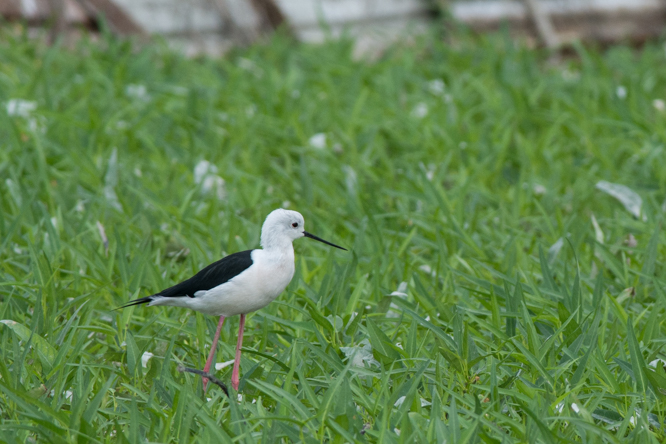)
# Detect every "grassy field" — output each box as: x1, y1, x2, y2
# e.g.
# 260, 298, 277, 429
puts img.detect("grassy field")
1, 26, 666, 443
